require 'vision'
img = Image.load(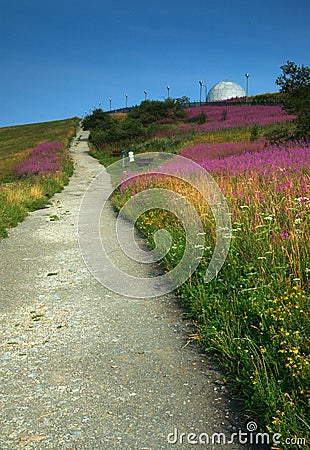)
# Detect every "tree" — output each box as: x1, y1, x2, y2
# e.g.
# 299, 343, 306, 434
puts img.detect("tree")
175, 96, 191, 106
276, 61, 310, 141
276, 61, 310, 92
